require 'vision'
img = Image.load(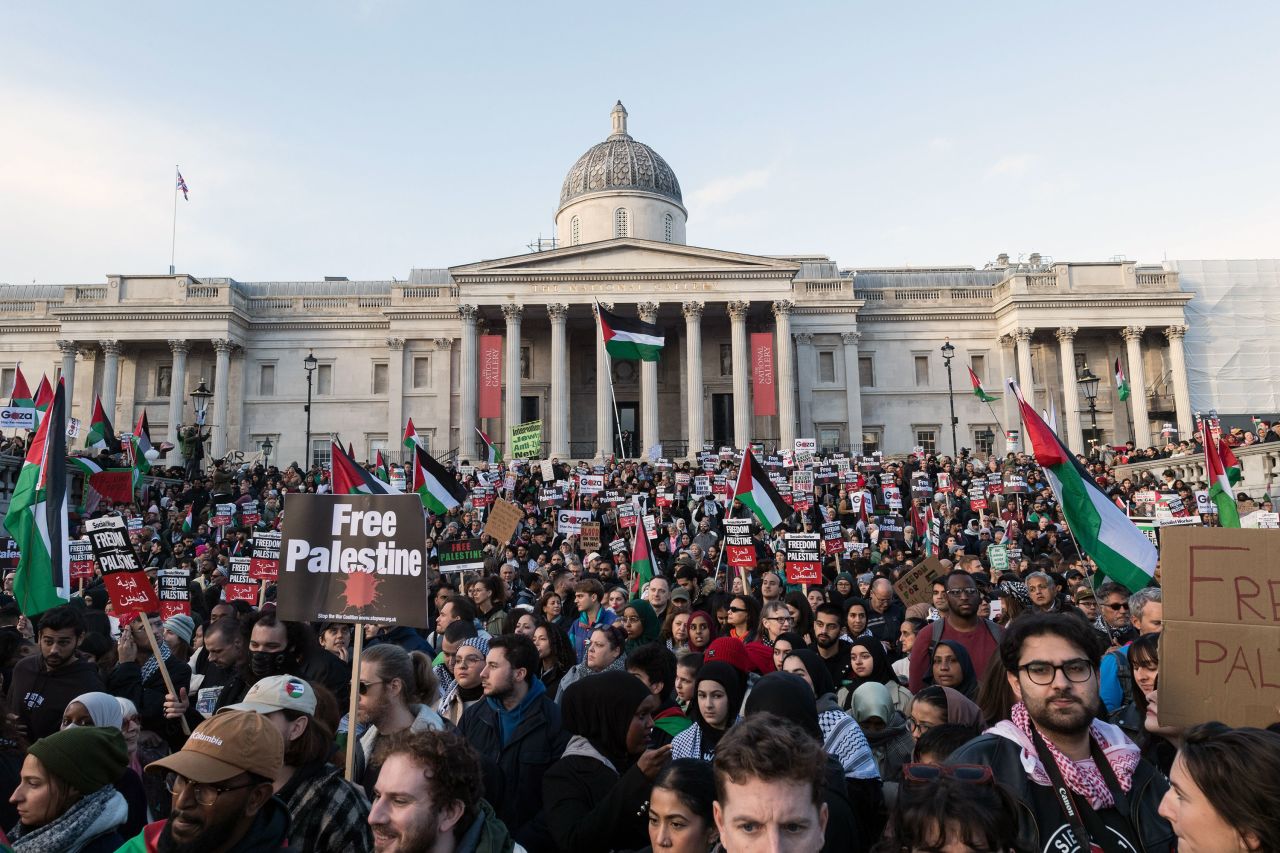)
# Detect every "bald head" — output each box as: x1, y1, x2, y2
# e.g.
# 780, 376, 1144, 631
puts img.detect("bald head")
869, 578, 894, 612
